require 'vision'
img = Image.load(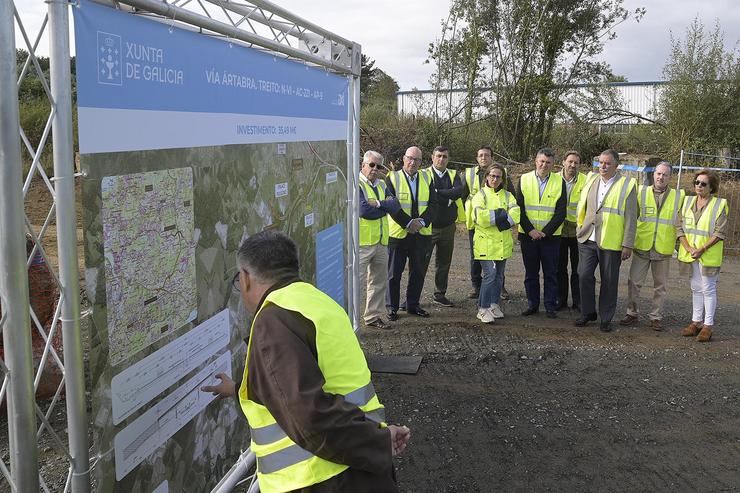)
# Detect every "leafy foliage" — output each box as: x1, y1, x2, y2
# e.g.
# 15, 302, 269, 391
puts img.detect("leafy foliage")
658, 19, 740, 160
426, 0, 645, 161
